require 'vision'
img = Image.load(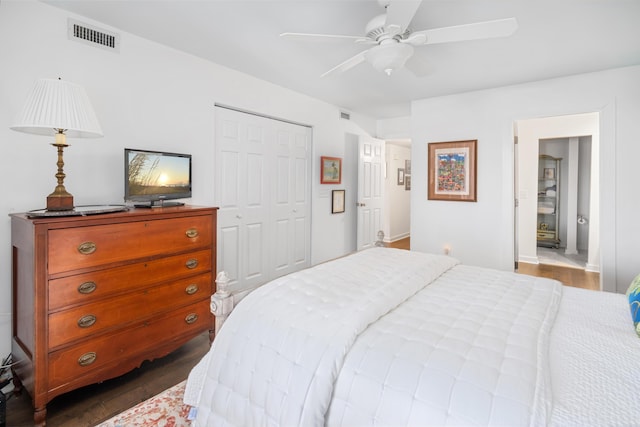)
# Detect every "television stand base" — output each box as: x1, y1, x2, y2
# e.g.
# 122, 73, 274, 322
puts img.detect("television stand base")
134, 201, 185, 208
